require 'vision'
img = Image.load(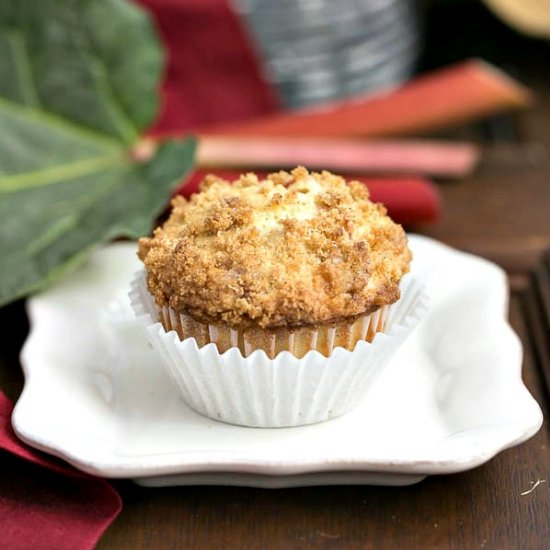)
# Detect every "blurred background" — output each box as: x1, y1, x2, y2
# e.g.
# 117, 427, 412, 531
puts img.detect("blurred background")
137, 0, 550, 135
3, 0, 550, 308
129, 0, 550, 234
